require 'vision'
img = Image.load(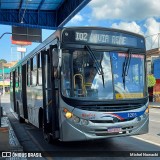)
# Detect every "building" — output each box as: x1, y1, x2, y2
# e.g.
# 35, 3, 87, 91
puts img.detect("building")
0, 61, 17, 94
147, 48, 160, 102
